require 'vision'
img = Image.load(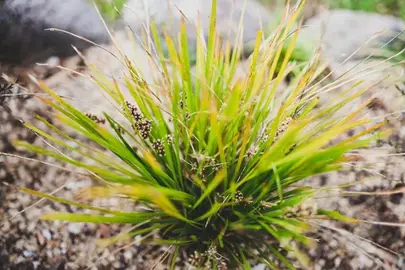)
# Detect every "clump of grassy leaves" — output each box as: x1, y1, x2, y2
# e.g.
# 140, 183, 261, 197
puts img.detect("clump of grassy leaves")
15, 0, 388, 268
